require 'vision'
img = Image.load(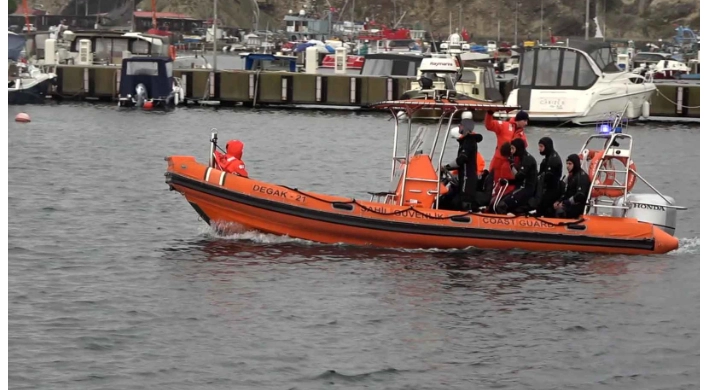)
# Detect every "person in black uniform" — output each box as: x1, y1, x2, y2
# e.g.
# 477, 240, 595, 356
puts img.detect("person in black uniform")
555, 154, 592, 218
535, 137, 563, 217
440, 111, 483, 211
